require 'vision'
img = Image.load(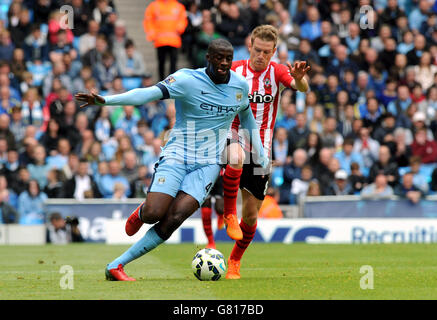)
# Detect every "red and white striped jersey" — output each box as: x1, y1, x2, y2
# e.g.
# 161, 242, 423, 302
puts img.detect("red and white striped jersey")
230, 59, 295, 156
